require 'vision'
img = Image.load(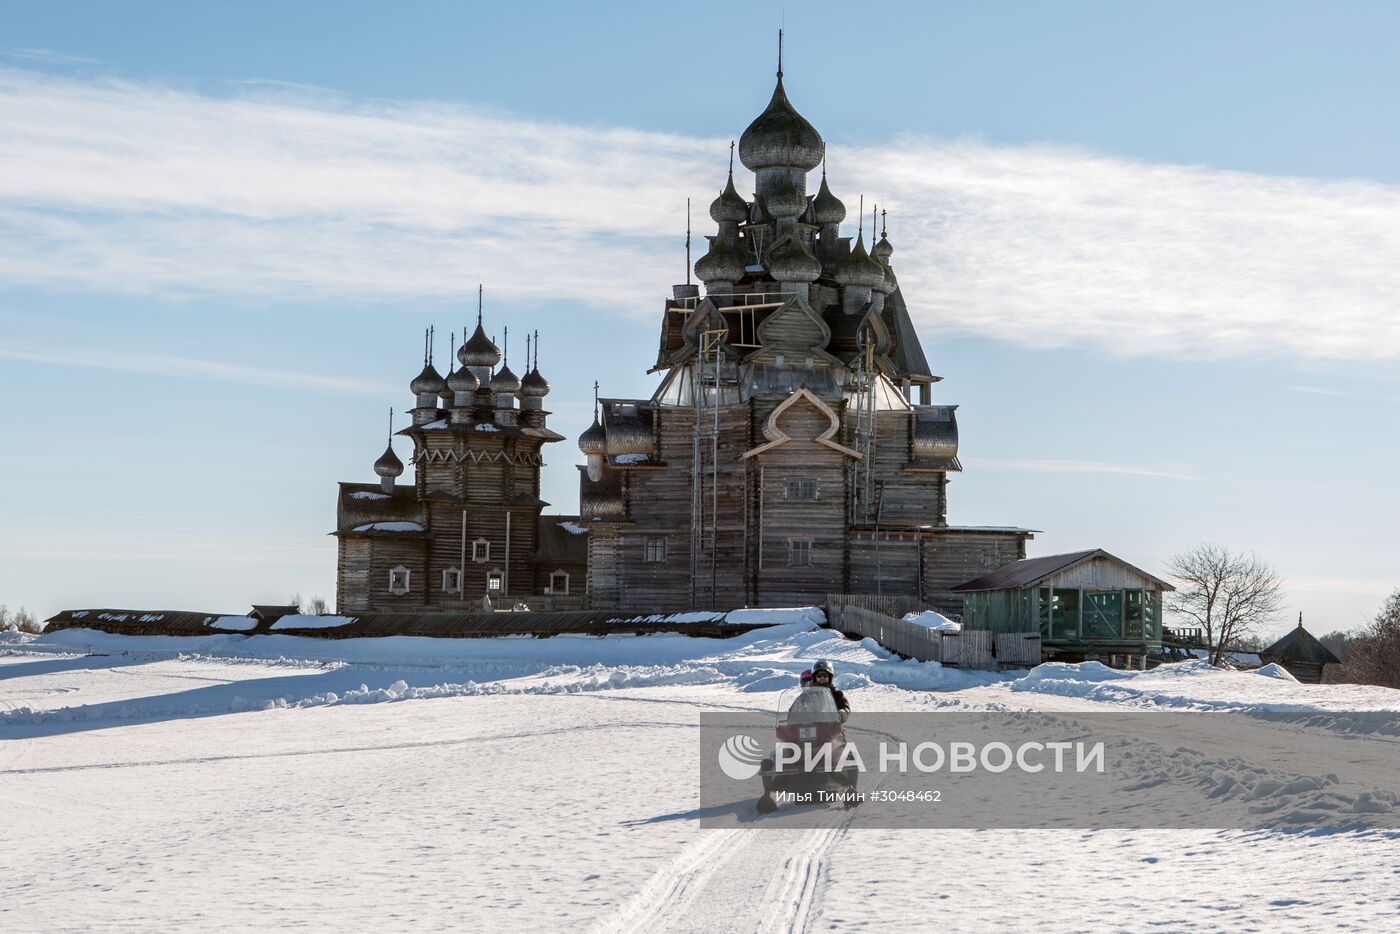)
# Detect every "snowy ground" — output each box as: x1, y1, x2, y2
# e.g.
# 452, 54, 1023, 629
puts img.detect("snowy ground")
2, 620, 1397, 933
